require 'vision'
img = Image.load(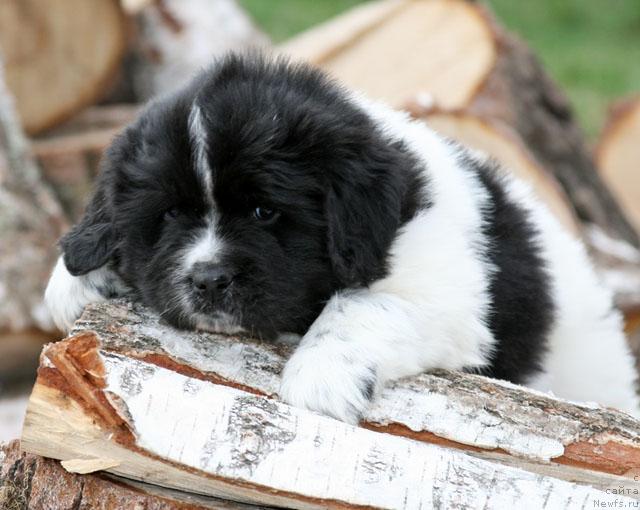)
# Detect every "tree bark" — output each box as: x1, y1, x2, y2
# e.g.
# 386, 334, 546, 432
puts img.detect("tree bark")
0, 440, 264, 509
278, 0, 639, 248
19, 301, 640, 508
0, 57, 66, 335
